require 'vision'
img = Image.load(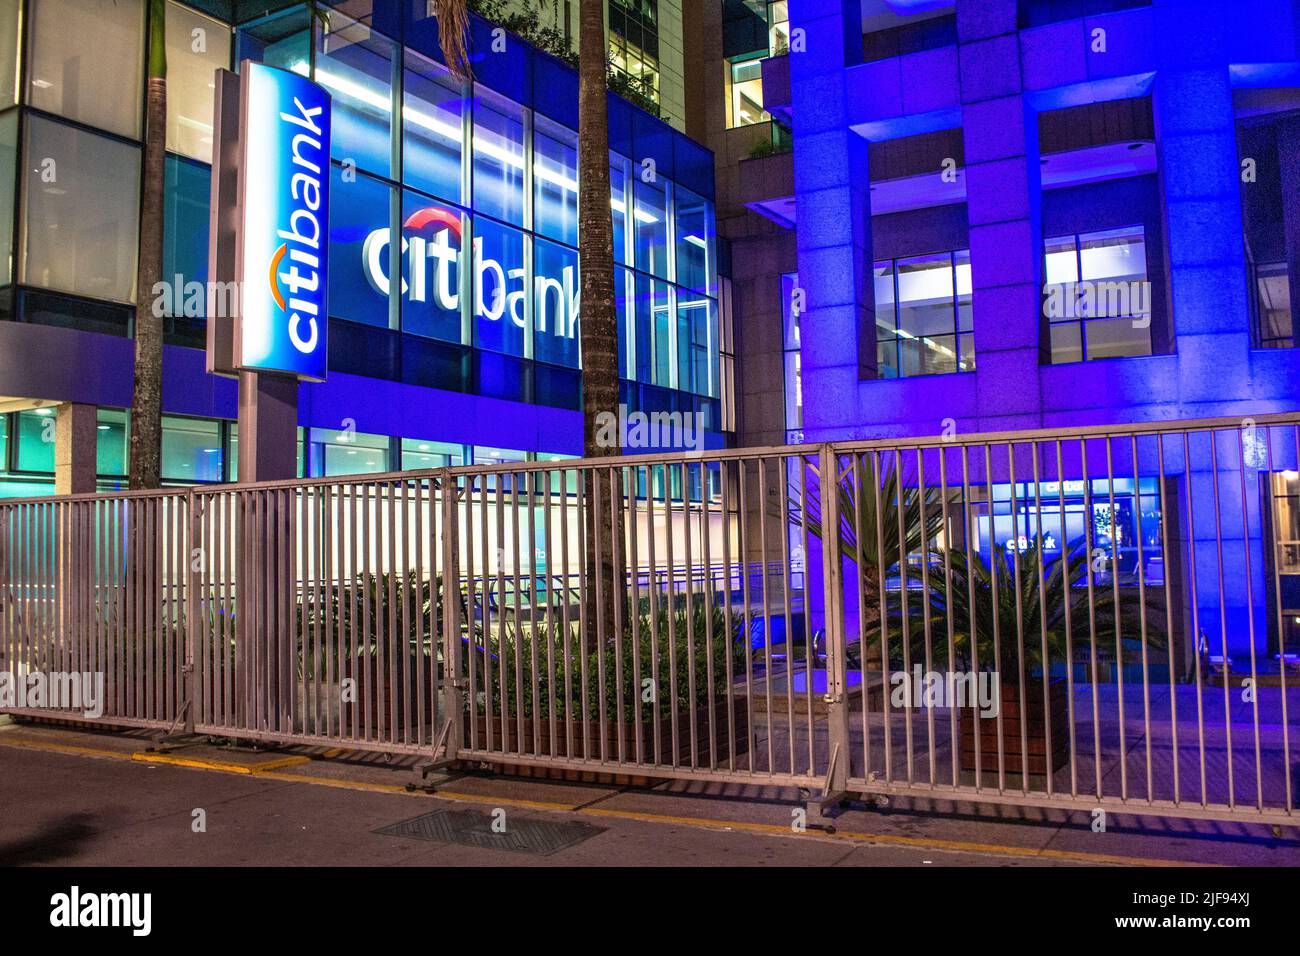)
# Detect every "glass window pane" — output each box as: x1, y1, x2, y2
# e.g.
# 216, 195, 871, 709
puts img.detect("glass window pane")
533, 236, 579, 367
161, 155, 211, 308
617, 266, 633, 378
15, 409, 56, 473
472, 216, 527, 355
96, 408, 127, 477
316, 15, 395, 179
784, 349, 801, 430
236, 4, 309, 71
1049, 321, 1083, 364
0, 110, 15, 285
28, 0, 144, 137
896, 253, 956, 339
403, 50, 465, 206
534, 116, 578, 246
401, 438, 463, 469
611, 155, 630, 265
900, 332, 957, 377
955, 248, 973, 332
875, 336, 899, 379
1084, 316, 1153, 360
165, 1, 231, 162
650, 279, 674, 386
634, 177, 669, 279
685, 294, 718, 397
162, 416, 222, 482
781, 272, 800, 351
728, 57, 766, 128
309, 426, 389, 477
20, 117, 140, 303
1256, 262, 1293, 347
472, 86, 526, 226
0, 0, 19, 108
400, 190, 465, 342
1078, 226, 1148, 320
330, 166, 395, 328
674, 187, 716, 296
1044, 234, 1079, 285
